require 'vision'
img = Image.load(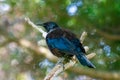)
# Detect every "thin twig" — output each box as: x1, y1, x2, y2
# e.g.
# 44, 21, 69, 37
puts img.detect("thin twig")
80, 31, 87, 43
